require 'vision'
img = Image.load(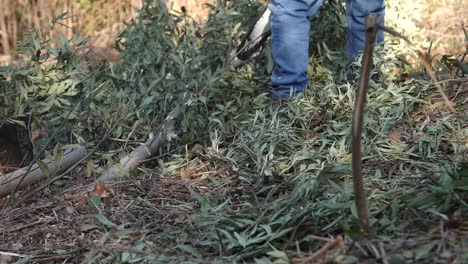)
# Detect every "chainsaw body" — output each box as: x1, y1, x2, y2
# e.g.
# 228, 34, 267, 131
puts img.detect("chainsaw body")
231, 7, 271, 68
